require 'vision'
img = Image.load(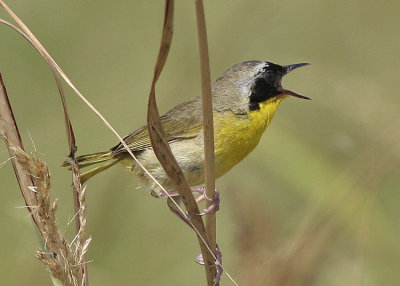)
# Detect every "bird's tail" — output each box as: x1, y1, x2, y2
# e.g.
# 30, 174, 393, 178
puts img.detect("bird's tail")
62, 151, 120, 184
